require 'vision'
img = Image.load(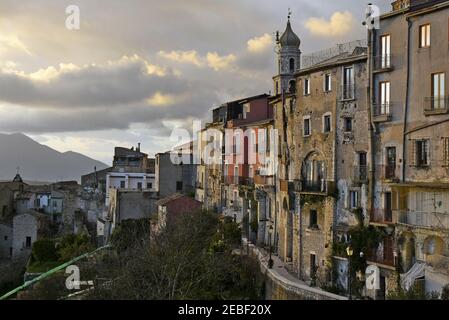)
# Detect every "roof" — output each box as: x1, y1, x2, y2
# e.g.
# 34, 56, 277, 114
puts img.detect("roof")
279, 19, 300, 48
156, 193, 201, 207
12, 173, 23, 183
